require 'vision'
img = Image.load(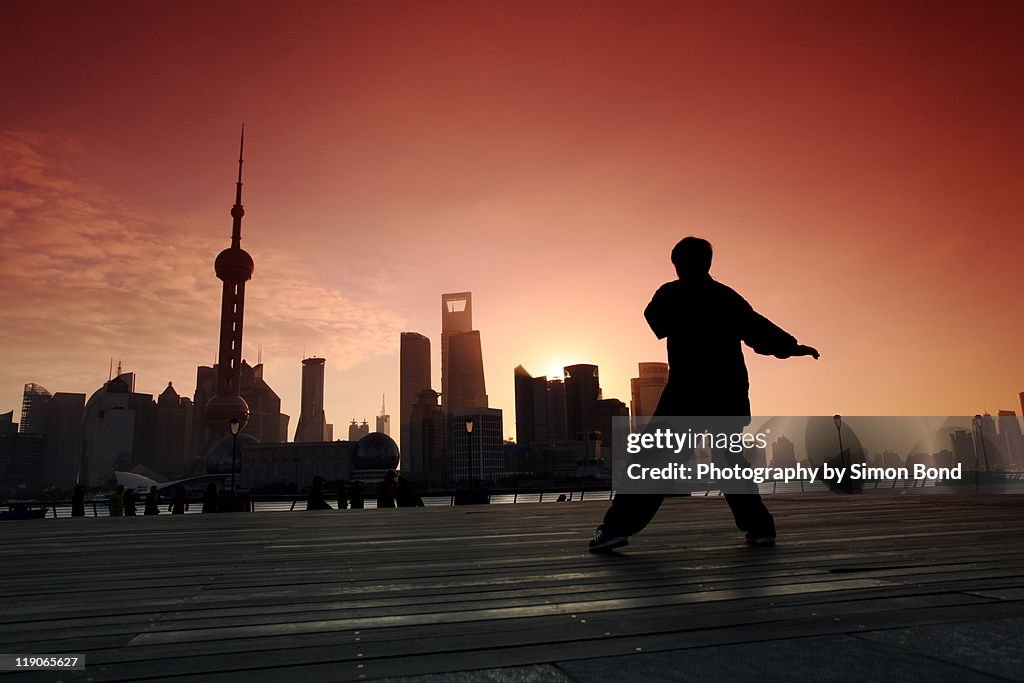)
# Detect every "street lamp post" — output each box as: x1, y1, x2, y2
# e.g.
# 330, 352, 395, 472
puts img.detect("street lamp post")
833, 414, 845, 471
831, 413, 847, 473
229, 418, 240, 495
464, 417, 475, 483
